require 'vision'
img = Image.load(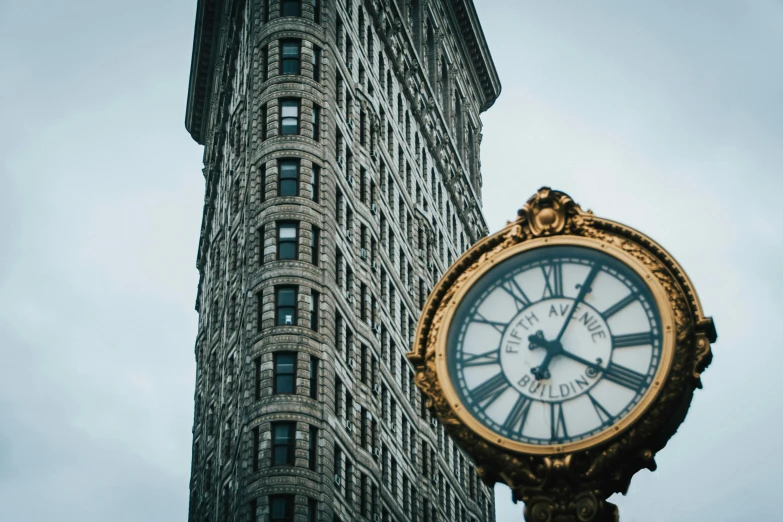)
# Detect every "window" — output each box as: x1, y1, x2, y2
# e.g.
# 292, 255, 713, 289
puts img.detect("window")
311, 226, 320, 265
346, 459, 353, 503
440, 60, 449, 114
273, 352, 296, 394
360, 406, 368, 448
308, 498, 318, 522
455, 93, 463, 151
335, 377, 343, 416
269, 494, 294, 522
272, 422, 295, 466
346, 329, 354, 364
336, 312, 344, 354
310, 290, 319, 330
309, 426, 318, 470
280, 39, 300, 74
228, 293, 237, 329
277, 221, 298, 260
223, 419, 233, 458
281, 0, 301, 17
312, 45, 321, 81
221, 483, 230, 521
360, 283, 367, 321
360, 473, 368, 516
360, 110, 366, 146
403, 474, 410, 512
360, 169, 367, 203
252, 426, 260, 471
372, 483, 378, 518
278, 159, 299, 196
275, 286, 297, 325
280, 99, 300, 135
335, 444, 343, 489
312, 0, 320, 24
311, 165, 320, 202
250, 499, 258, 522
309, 356, 319, 399
312, 104, 320, 141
